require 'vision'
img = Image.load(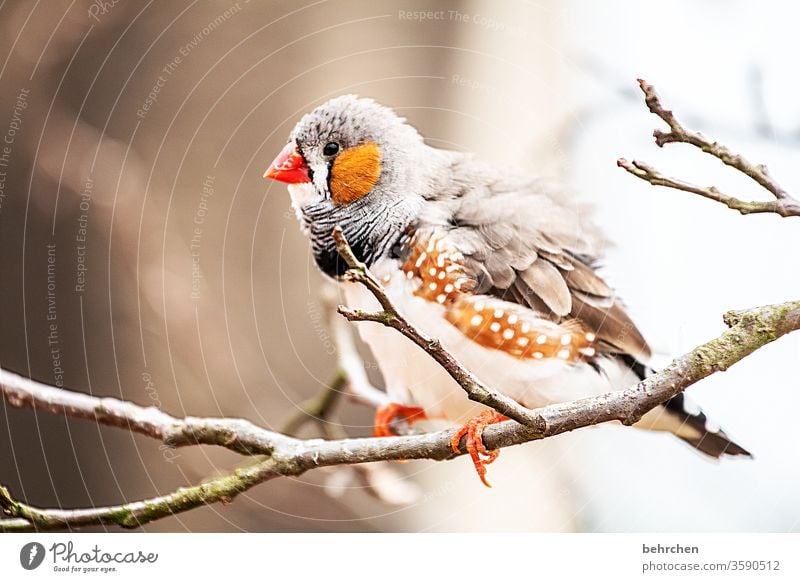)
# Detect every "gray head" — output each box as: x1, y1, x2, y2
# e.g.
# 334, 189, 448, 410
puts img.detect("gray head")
265, 95, 442, 277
